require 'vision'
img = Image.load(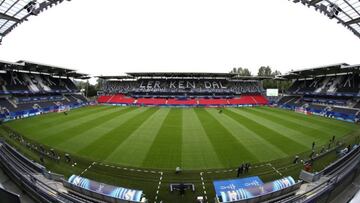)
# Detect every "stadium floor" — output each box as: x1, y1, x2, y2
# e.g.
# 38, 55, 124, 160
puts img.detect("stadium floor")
5, 105, 359, 170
